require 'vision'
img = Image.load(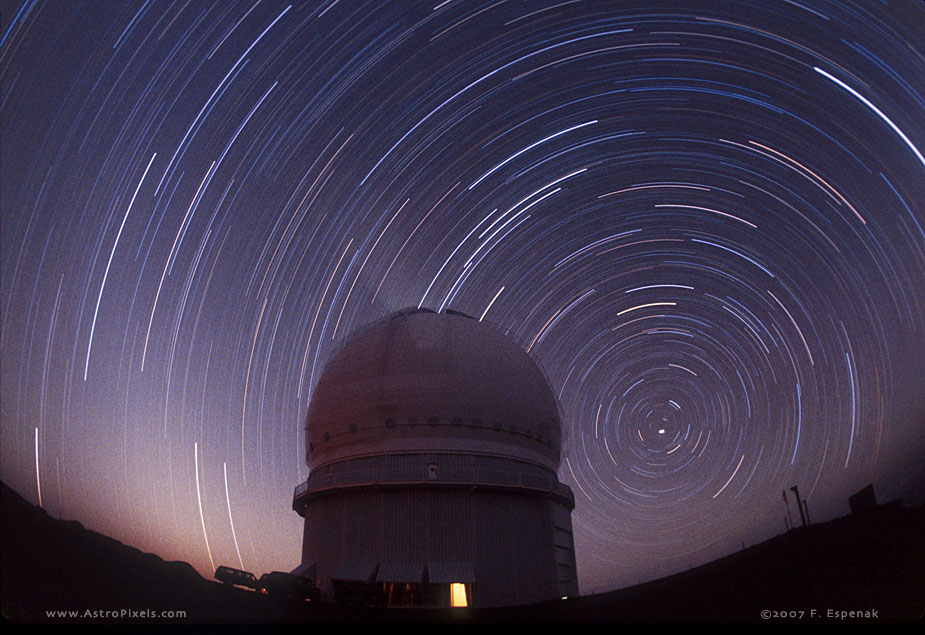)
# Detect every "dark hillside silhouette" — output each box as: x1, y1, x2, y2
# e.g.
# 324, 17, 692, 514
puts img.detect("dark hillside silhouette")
2, 481, 922, 623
